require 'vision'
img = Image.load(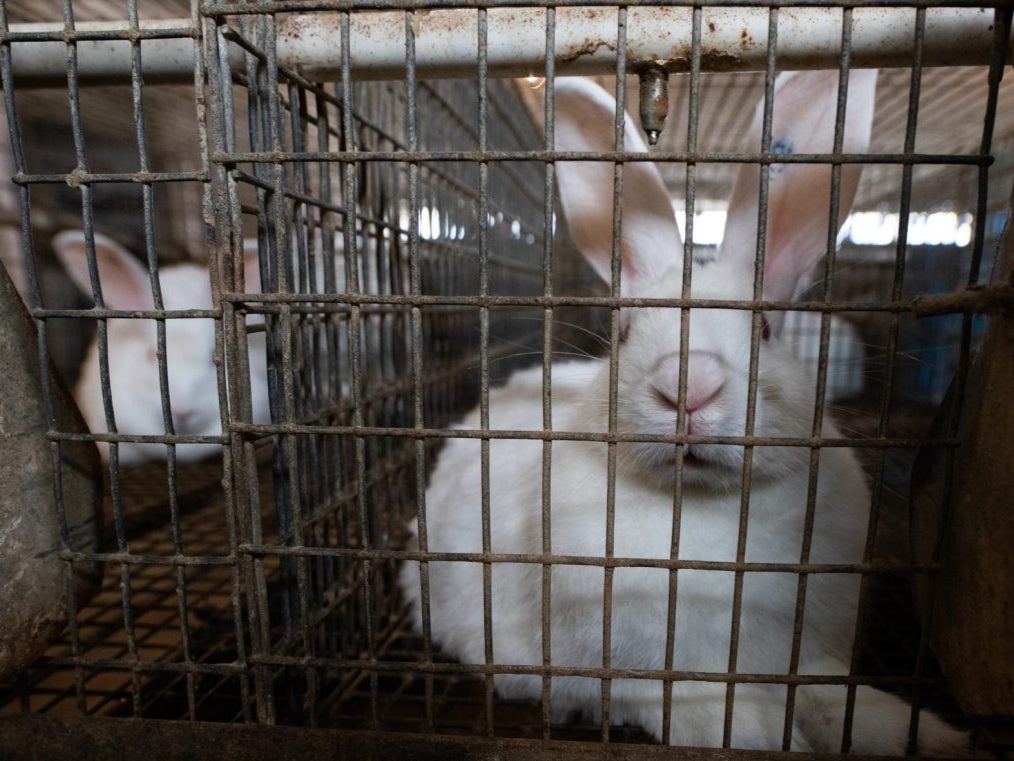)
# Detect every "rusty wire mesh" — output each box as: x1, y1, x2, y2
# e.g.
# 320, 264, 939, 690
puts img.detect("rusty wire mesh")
0, 0, 1012, 757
